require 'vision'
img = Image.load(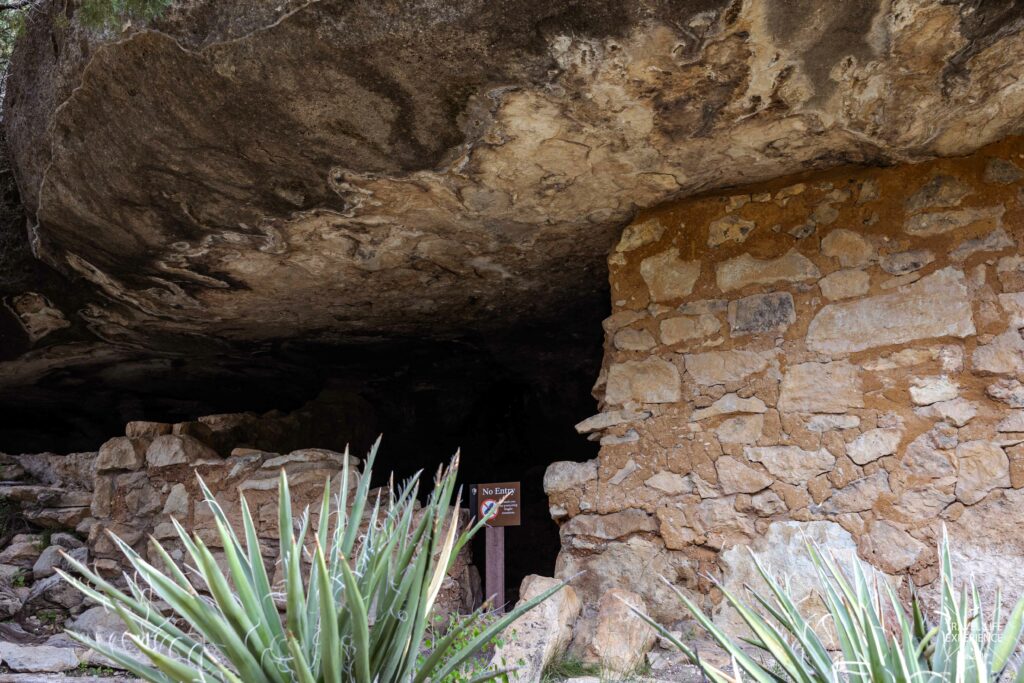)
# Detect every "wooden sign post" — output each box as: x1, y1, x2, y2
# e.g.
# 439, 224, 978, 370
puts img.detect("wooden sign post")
471, 481, 521, 614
